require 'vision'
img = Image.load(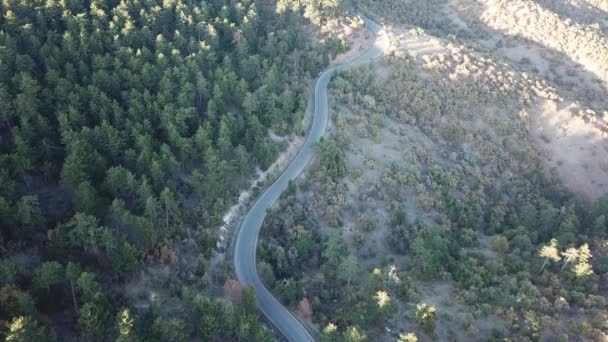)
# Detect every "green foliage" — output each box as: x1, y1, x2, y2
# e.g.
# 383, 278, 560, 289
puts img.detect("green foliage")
338, 255, 360, 292
388, 209, 414, 253
181, 291, 269, 341
0, 258, 17, 286
53, 213, 137, 275
492, 236, 510, 254
0, 0, 334, 336
410, 225, 457, 278
569, 320, 593, 337
415, 303, 437, 335
343, 325, 367, 342
15, 196, 45, 238
78, 302, 110, 340
323, 38, 350, 59
273, 278, 302, 306
76, 272, 102, 303
323, 231, 348, 264
288, 224, 315, 262
75, 272, 111, 339
32, 261, 64, 293
0, 287, 35, 320
365, 268, 384, 297
277, 0, 346, 26
242, 286, 259, 316
315, 138, 347, 179
198, 313, 220, 341
152, 317, 189, 342
521, 311, 541, 342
